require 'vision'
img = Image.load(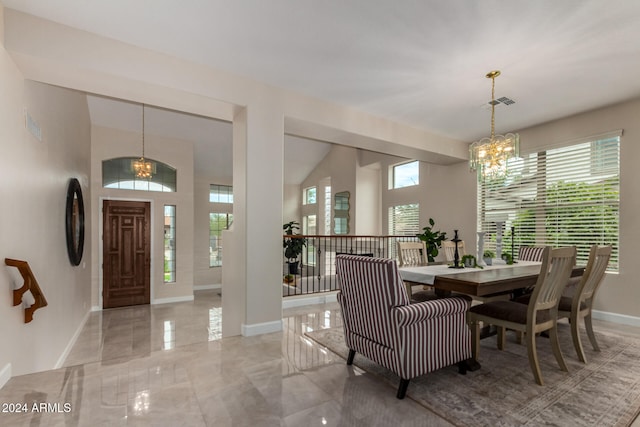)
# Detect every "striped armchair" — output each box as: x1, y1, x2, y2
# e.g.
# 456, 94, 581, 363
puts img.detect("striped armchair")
336, 255, 472, 399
